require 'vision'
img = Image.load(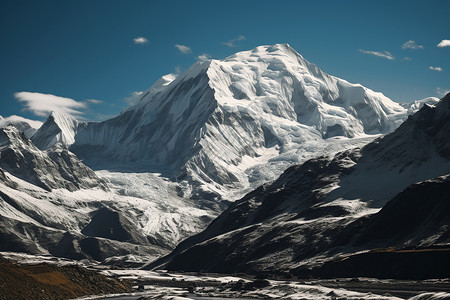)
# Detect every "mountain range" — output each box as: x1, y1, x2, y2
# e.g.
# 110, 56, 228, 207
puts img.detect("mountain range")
0, 44, 448, 278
